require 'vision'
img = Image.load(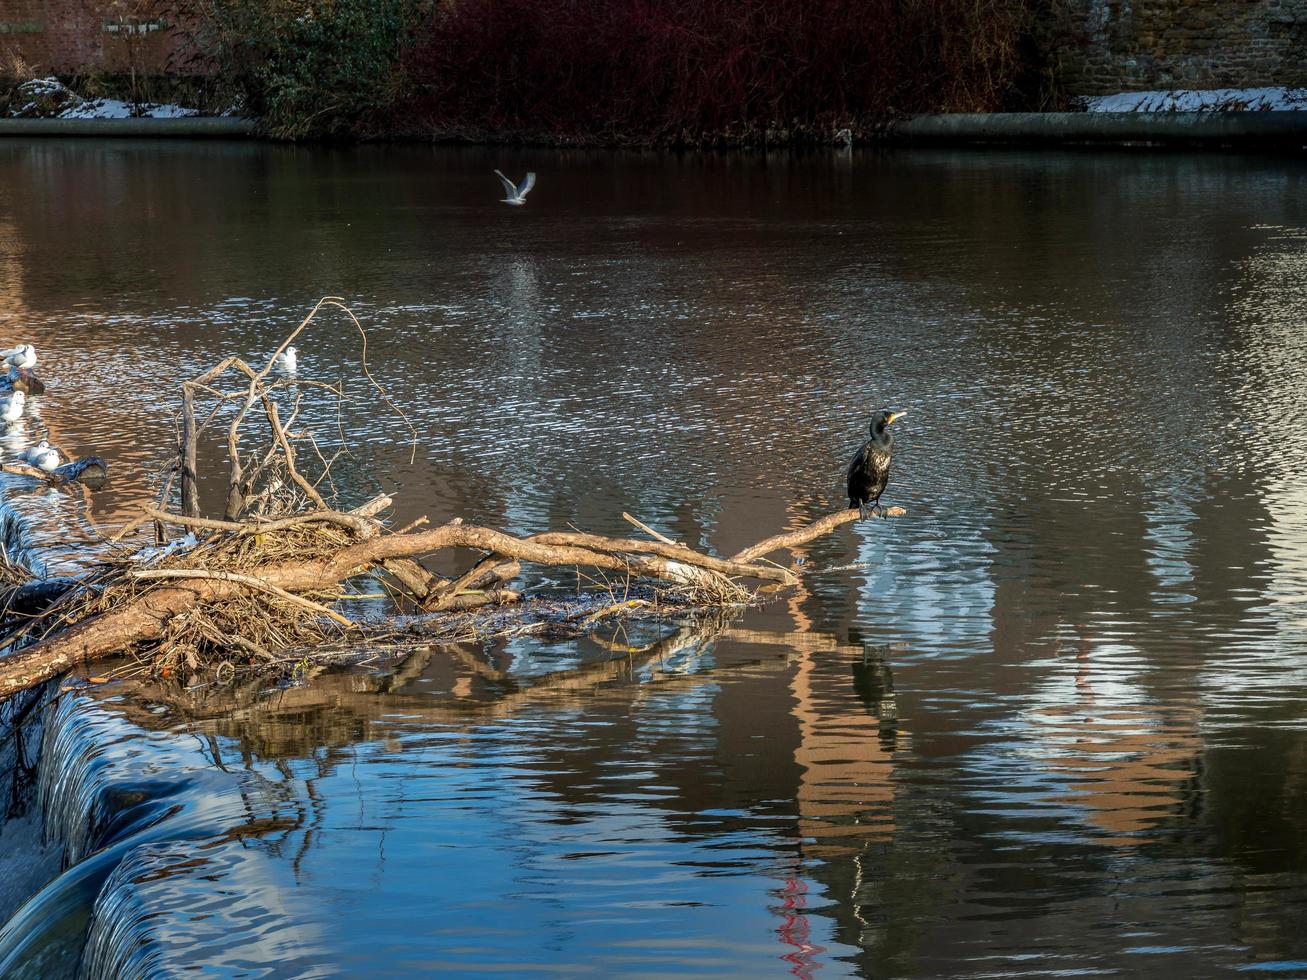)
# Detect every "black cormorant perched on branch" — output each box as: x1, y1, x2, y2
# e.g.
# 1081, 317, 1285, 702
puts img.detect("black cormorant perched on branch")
847, 409, 906, 519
